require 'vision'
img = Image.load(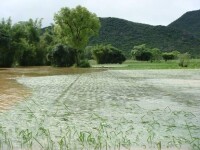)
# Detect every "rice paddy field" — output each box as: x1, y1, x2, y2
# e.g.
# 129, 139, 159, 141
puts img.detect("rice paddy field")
0, 67, 200, 150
